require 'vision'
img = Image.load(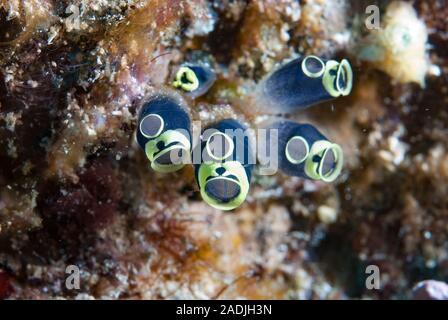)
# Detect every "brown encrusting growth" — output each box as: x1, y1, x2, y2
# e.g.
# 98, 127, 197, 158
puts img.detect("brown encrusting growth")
0, 0, 447, 299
